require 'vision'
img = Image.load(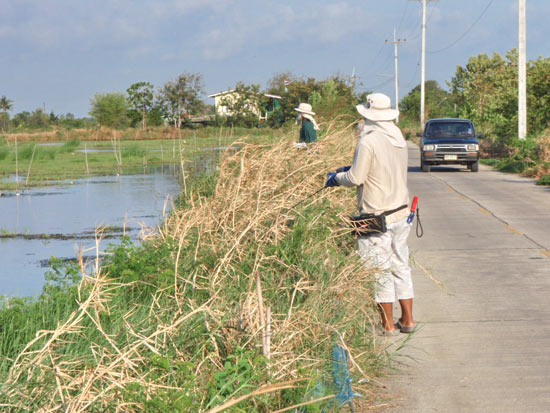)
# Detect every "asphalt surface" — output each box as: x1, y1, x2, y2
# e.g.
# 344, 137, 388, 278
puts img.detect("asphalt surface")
382, 142, 550, 412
